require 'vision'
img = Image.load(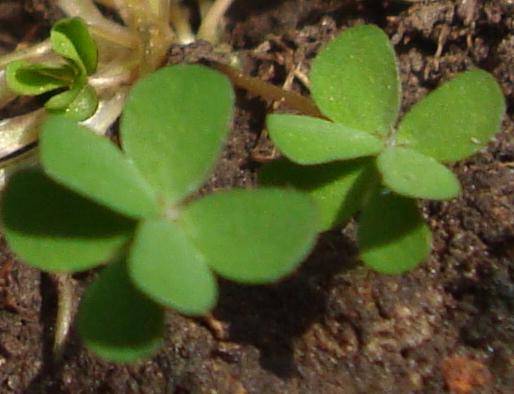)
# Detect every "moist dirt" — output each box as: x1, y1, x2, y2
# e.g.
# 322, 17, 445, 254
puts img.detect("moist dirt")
0, 1, 513, 393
